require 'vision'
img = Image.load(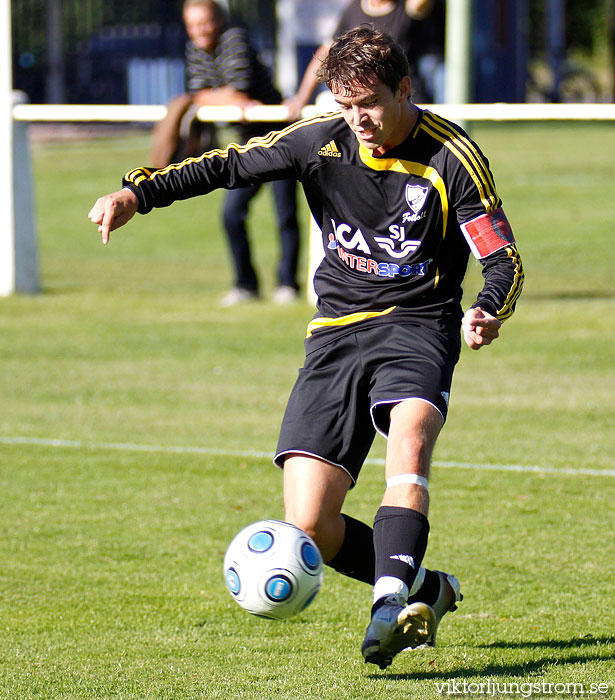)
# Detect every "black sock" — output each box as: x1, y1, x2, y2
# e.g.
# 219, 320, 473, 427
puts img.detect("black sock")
408, 568, 441, 606
326, 514, 375, 584
373, 505, 429, 595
